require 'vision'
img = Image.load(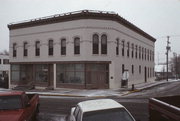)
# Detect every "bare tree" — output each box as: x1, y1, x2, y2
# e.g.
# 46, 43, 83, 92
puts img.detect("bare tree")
0, 50, 9, 55
170, 54, 180, 79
